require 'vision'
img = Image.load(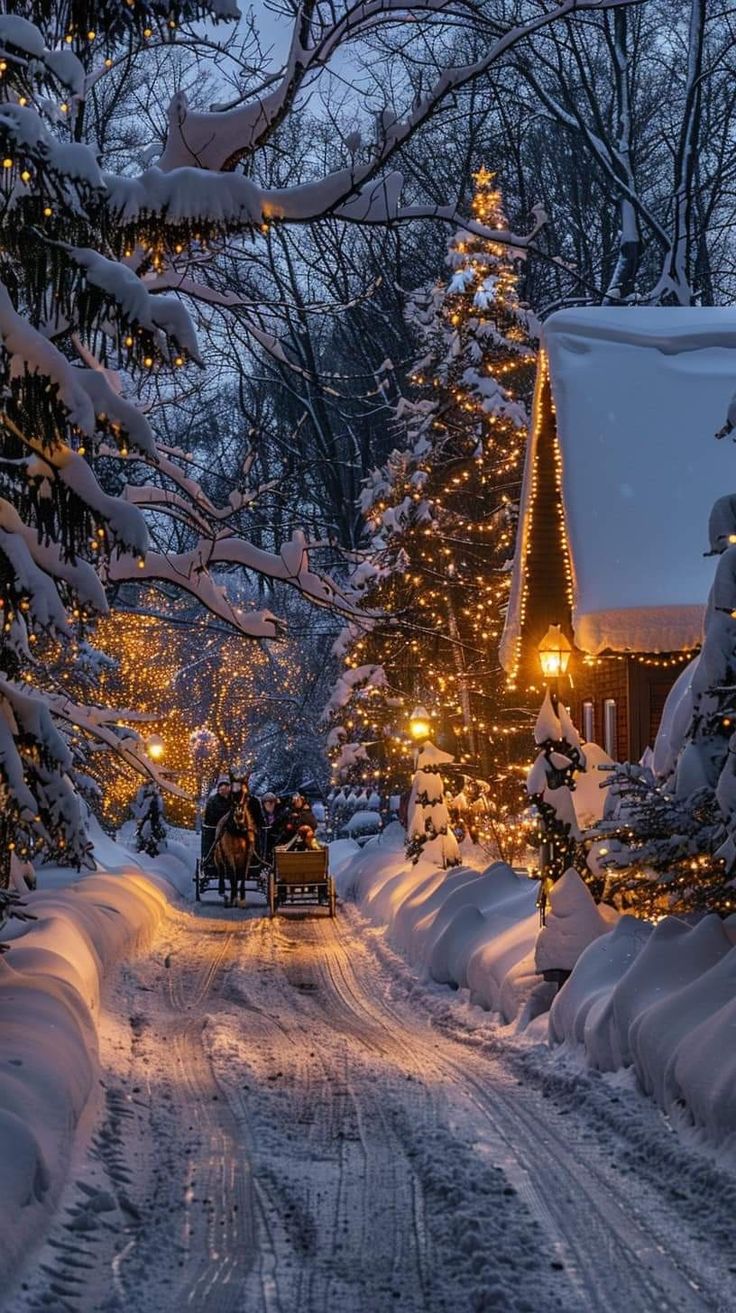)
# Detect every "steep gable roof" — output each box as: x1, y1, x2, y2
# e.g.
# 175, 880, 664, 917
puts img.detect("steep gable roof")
501, 307, 736, 670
